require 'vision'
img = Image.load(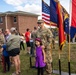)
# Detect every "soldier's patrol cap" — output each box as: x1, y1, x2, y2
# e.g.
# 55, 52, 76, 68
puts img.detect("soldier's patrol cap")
37, 19, 44, 24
